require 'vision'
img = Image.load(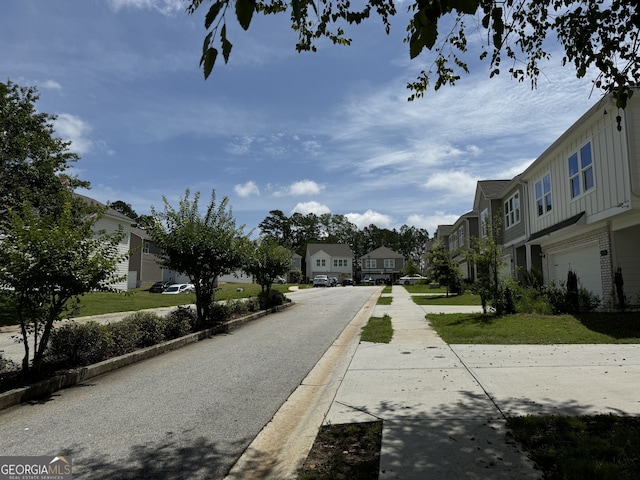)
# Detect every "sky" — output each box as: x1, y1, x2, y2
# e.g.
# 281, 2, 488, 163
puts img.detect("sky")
1, 0, 603, 237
